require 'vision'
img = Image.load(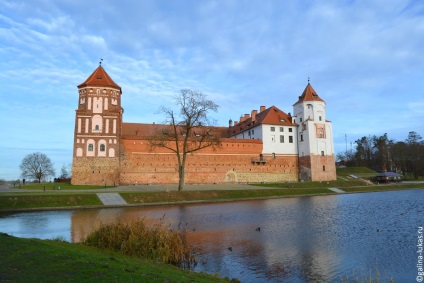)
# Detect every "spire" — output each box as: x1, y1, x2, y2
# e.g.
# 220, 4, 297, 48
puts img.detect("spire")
78, 65, 121, 91
293, 83, 325, 105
